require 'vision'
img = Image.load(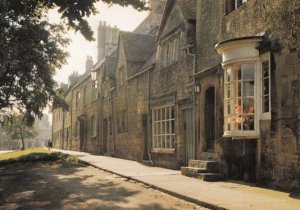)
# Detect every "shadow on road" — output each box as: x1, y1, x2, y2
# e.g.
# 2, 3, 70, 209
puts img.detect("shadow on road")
0, 161, 177, 210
